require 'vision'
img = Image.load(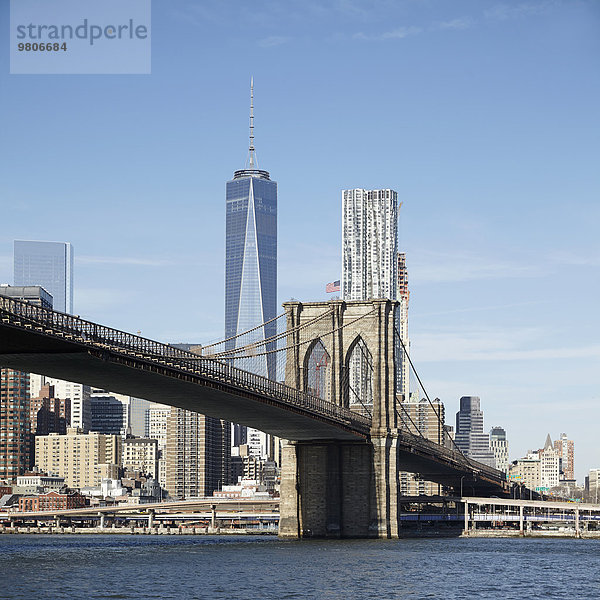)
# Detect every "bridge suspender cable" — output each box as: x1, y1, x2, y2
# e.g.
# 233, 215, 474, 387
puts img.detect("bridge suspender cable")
207, 309, 334, 358
201, 311, 286, 352
209, 308, 378, 361
394, 399, 428, 442
395, 326, 473, 468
